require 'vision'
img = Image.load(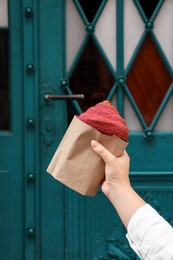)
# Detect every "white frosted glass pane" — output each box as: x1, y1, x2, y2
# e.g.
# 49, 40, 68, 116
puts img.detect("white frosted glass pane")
154, 0, 173, 67
124, 95, 173, 132
0, 0, 8, 26
95, 0, 116, 69
124, 96, 142, 131
155, 95, 173, 131
111, 95, 117, 109
66, 0, 86, 72
124, 0, 144, 68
